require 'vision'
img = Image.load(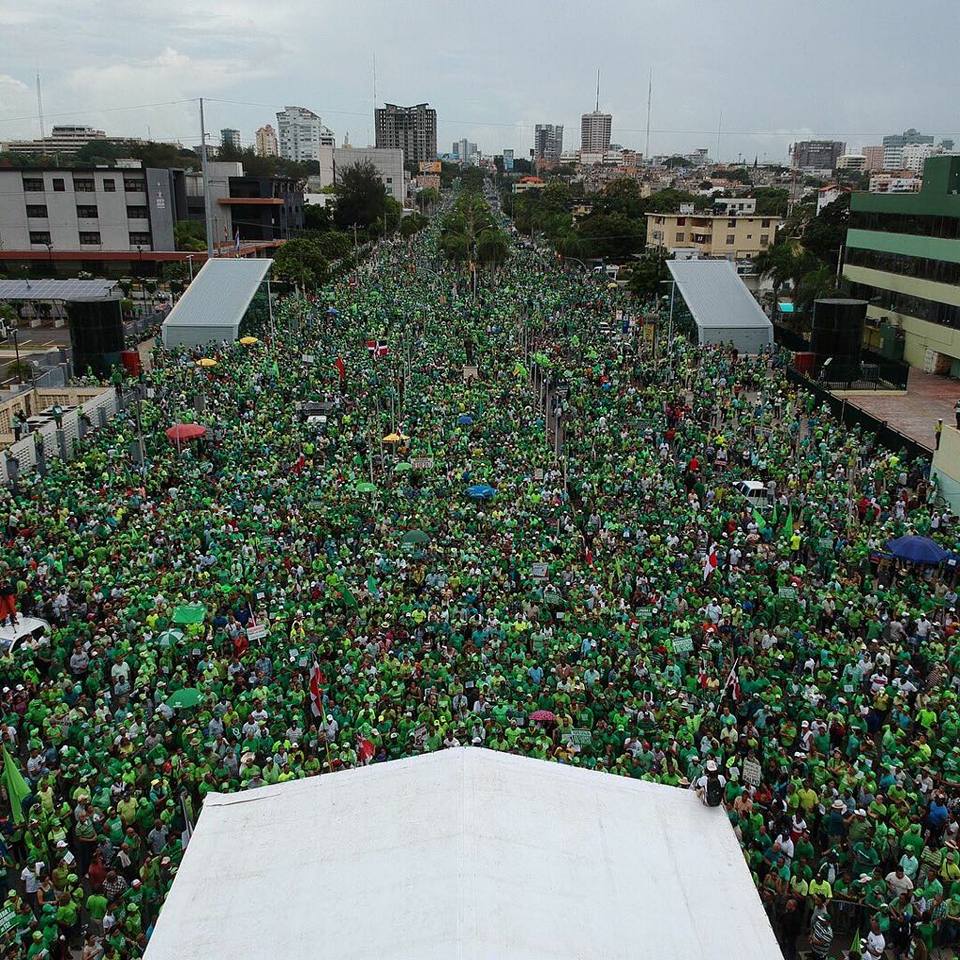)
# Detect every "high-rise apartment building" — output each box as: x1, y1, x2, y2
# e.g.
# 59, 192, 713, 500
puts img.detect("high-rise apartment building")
790, 140, 845, 172
220, 128, 241, 151
882, 128, 934, 170
580, 112, 612, 155
534, 124, 564, 164
0, 125, 136, 157
375, 103, 437, 165
276, 106, 335, 163
902, 142, 940, 174
862, 146, 885, 172
255, 125, 278, 158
